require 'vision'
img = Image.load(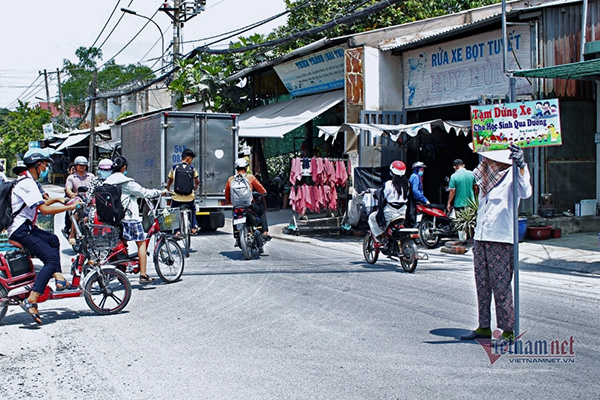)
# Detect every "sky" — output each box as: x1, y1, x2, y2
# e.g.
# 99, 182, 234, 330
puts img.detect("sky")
0, 0, 287, 109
